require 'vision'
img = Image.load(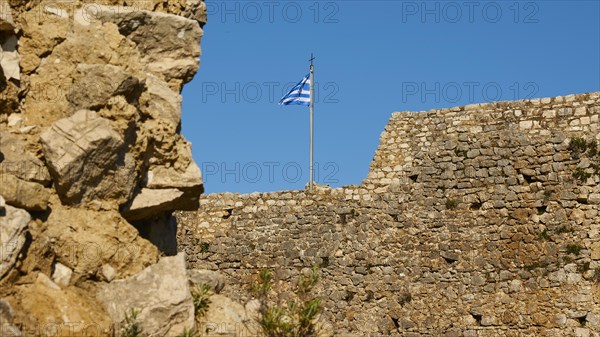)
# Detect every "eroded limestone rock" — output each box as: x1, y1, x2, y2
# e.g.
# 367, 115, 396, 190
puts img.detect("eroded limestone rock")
44, 206, 159, 282
78, 4, 202, 84
123, 188, 184, 220
22, 16, 145, 127
52, 262, 73, 288
188, 269, 225, 294
7, 272, 112, 336
0, 131, 51, 184
0, 299, 21, 337
0, 2, 19, 117
0, 205, 30, 279
97, 253, 194, 337
40, 110, 135, 205
67, 64, 144, 111
197, 294, 257, 337
139, 73, 182, 130
0, 173, 50, 211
